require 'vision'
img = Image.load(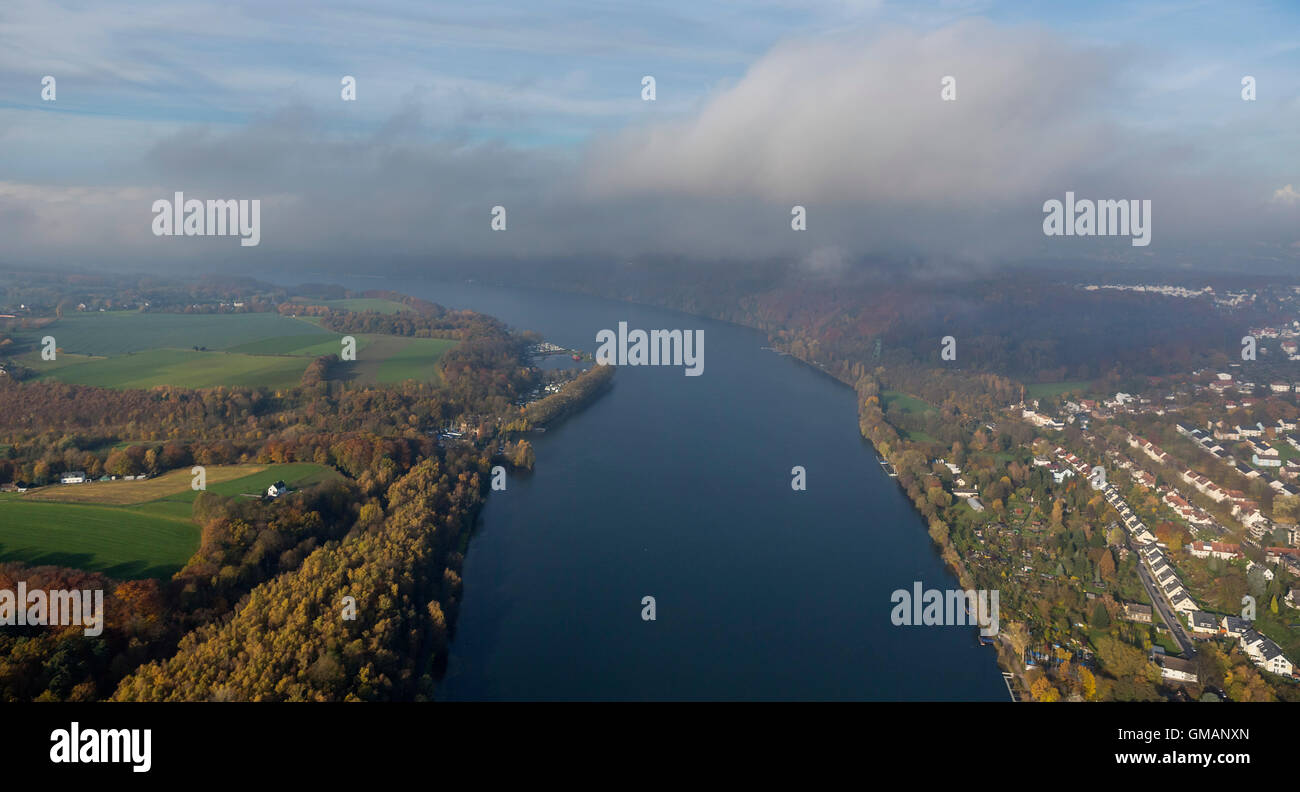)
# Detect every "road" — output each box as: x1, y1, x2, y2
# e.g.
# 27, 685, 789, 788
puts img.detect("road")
1132, 542, 1198, 657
